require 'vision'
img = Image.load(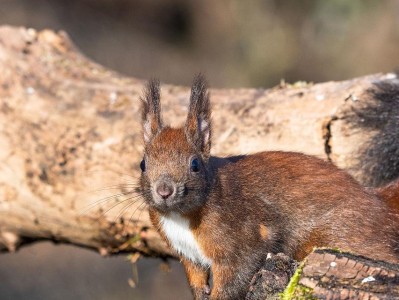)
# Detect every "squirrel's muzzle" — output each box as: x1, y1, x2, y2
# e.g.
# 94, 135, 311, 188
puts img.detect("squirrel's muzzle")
156, 182, 175, 200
